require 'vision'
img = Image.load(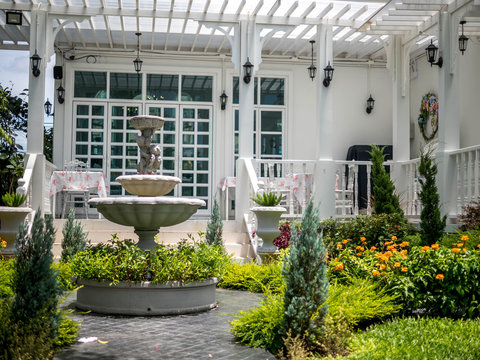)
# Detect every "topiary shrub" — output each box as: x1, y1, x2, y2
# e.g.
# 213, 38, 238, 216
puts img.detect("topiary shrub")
206, 197, 223, 246
61, 208, 88, 262
281, 198, 329, 348
418, 148, 446, 245
369, 145, 403, 217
